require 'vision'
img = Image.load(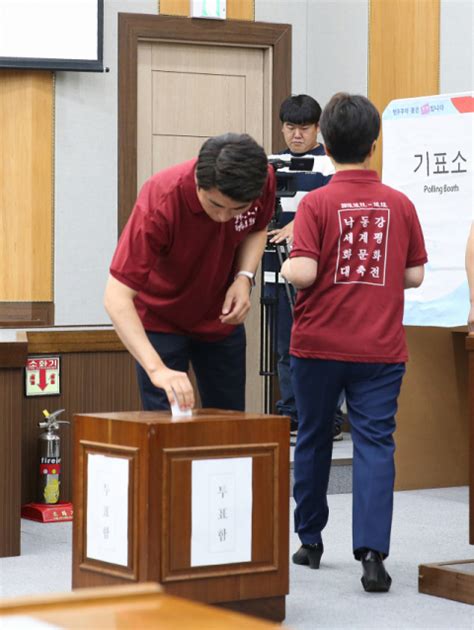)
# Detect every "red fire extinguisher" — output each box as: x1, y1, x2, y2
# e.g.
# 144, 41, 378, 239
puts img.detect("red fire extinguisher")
38, 409, 69, 505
